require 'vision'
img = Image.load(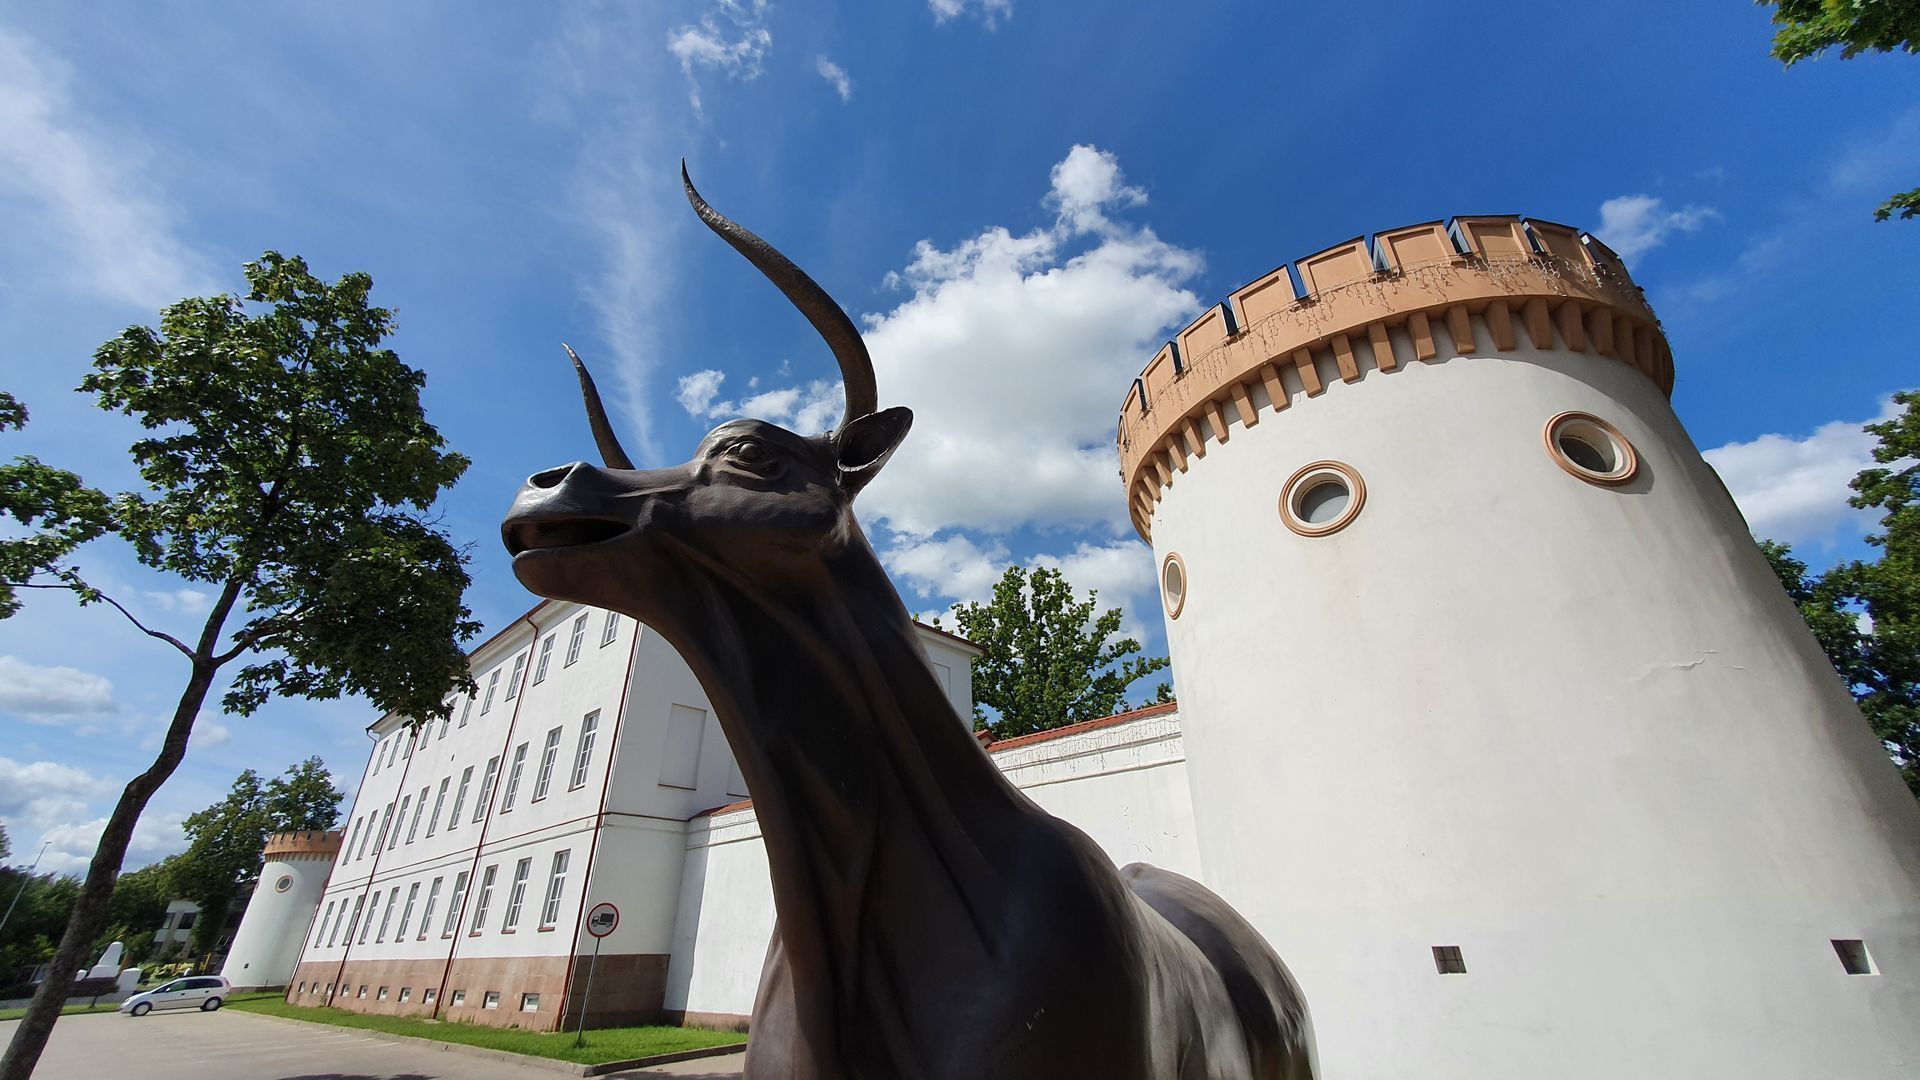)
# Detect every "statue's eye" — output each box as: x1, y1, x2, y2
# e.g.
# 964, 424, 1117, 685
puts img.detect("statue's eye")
730, 440, 769, 465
